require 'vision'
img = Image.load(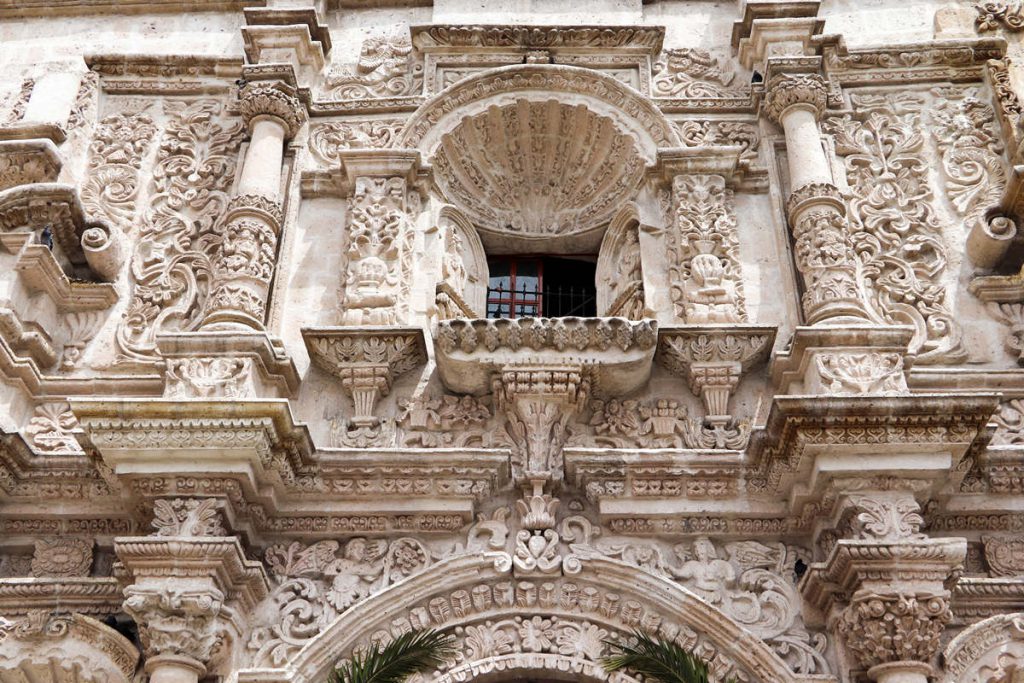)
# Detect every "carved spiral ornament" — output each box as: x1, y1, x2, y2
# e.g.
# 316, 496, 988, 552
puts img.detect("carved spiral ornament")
431, 99, 646, 240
